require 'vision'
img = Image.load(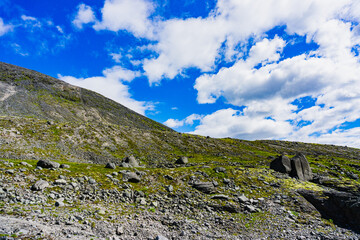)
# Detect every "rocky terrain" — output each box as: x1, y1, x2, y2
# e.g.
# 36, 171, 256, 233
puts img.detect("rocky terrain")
0, 62, 360, 239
